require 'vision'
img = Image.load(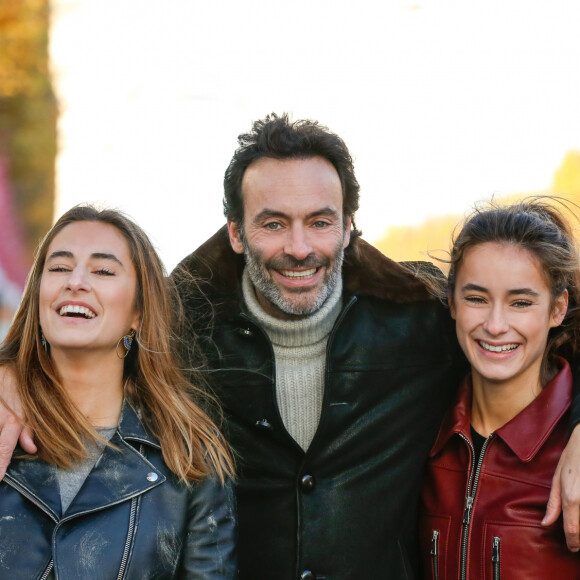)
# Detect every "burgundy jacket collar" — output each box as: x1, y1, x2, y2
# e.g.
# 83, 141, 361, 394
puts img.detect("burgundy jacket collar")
431, 359, 572, 463
173, 225, 439, 318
